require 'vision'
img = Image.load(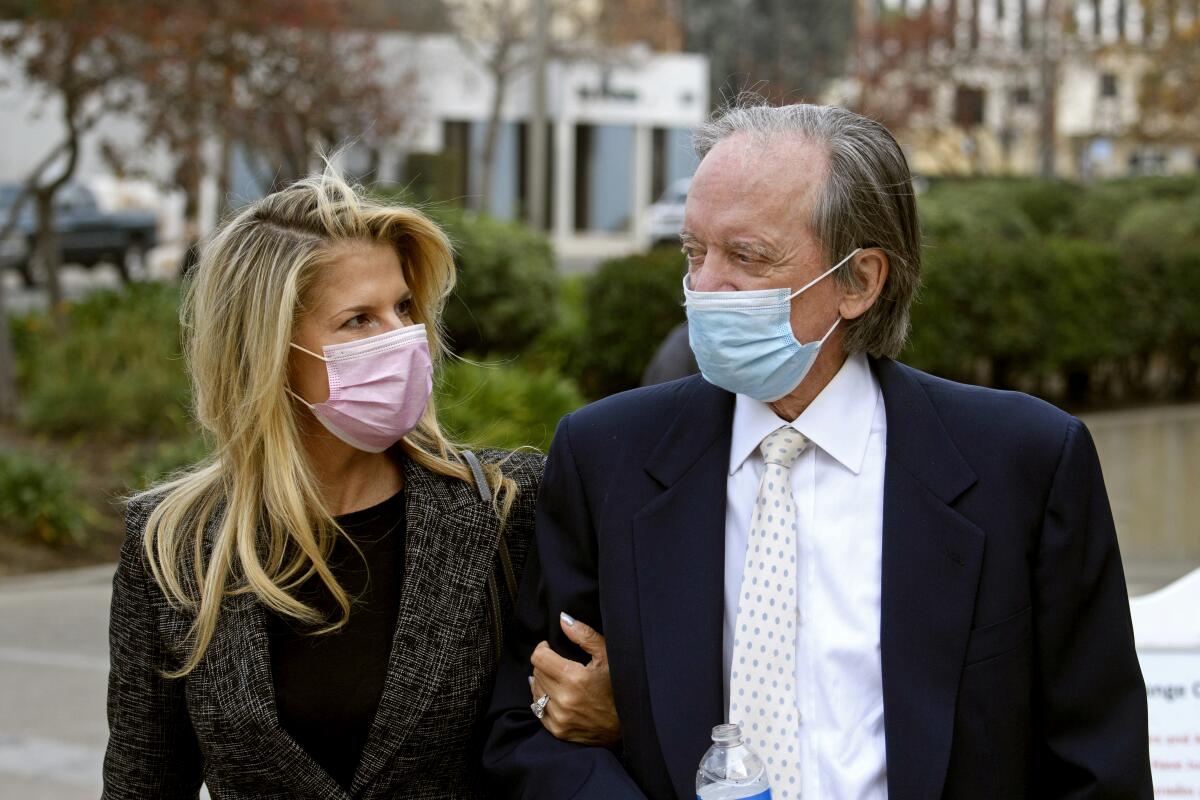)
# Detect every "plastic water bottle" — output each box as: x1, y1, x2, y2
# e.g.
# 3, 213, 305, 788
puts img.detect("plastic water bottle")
695, 723, 772, 799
